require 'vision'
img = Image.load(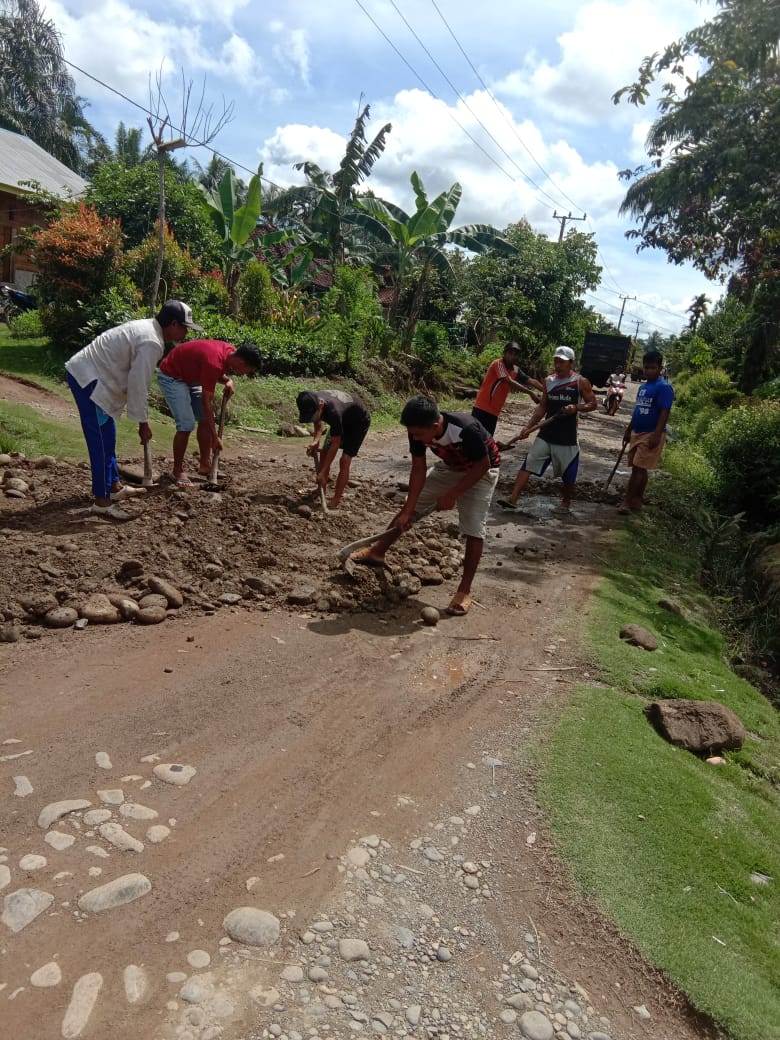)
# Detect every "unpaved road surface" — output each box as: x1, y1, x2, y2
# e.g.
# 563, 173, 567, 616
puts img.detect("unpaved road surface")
1, 380, 713, 1040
